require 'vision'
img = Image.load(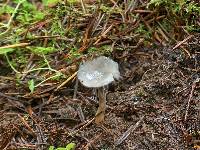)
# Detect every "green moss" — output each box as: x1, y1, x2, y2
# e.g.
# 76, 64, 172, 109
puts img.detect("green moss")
15, 1, 45, 24
29, 46, 56, 55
